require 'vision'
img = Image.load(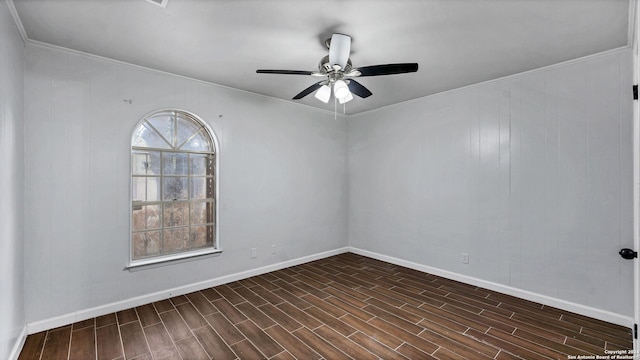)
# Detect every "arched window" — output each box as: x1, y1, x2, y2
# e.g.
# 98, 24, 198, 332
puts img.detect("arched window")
130, 109, 219, 267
